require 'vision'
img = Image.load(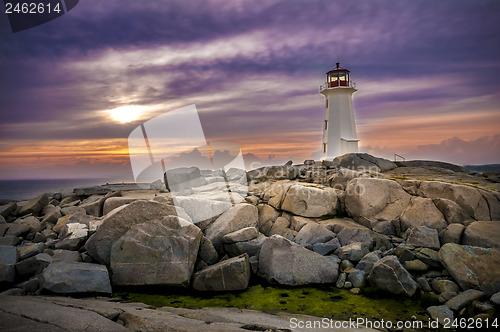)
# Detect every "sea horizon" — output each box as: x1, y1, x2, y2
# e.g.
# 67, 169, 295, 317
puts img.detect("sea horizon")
0, 177, 134, 201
